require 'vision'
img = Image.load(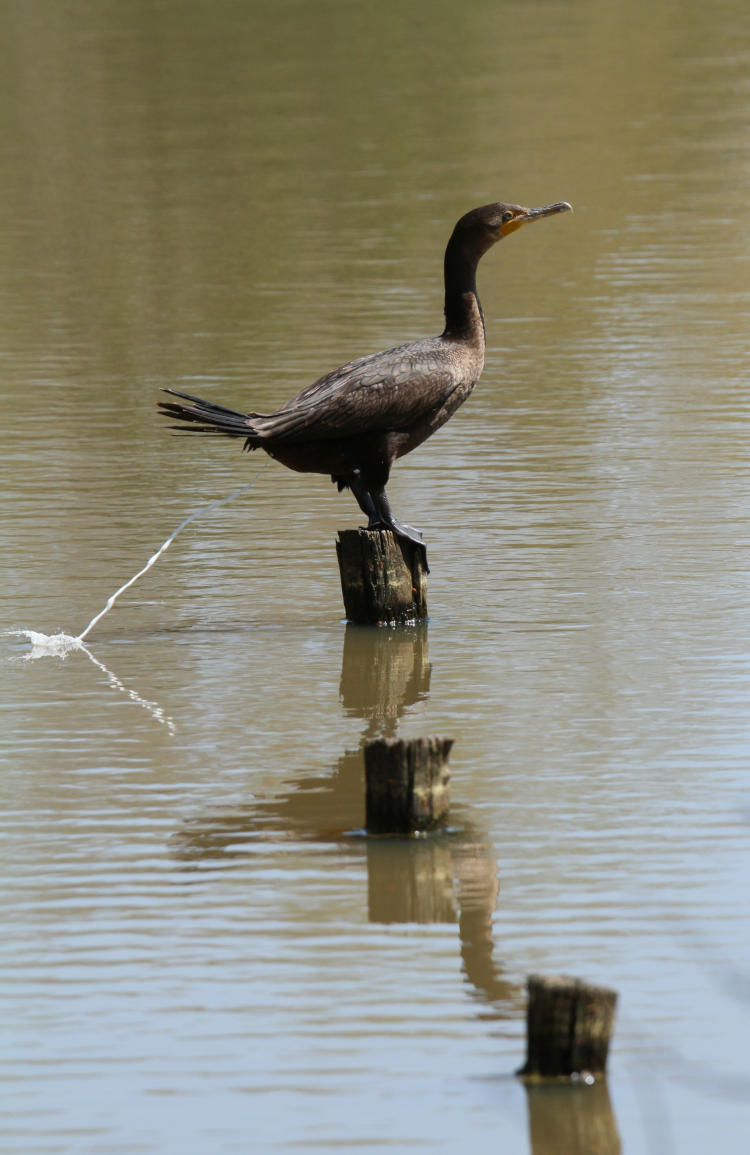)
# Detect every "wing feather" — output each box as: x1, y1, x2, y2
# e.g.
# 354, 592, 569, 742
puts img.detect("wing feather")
251, 339, 460, 443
